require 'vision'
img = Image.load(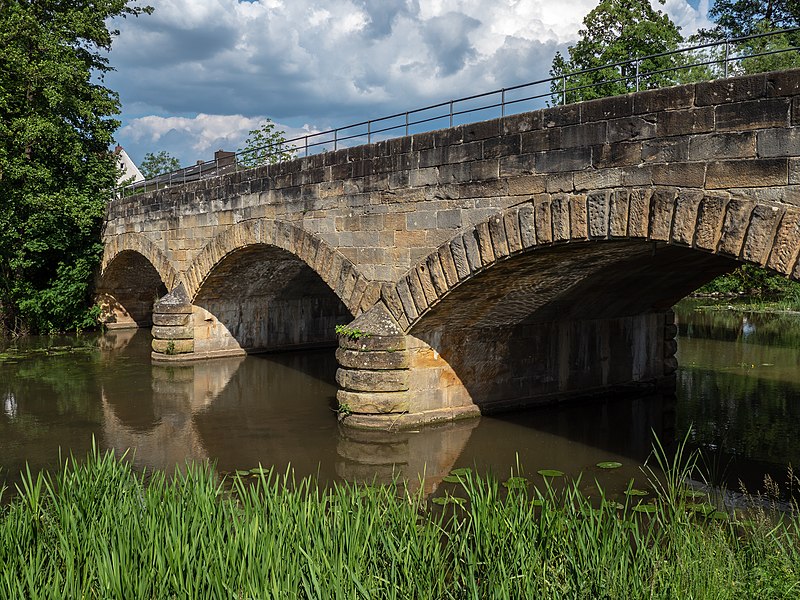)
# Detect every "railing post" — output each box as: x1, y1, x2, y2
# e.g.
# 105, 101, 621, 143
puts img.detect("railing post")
449, 100, 454, 127
635, 60, 640, 92
405, 112, 409, 137
561, 76, 566, 105
724, 41, 729, 77
367, 120, 371, 145
305, 136, 308, 157
501, 88, 505, 118
334, 129, 338, 151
